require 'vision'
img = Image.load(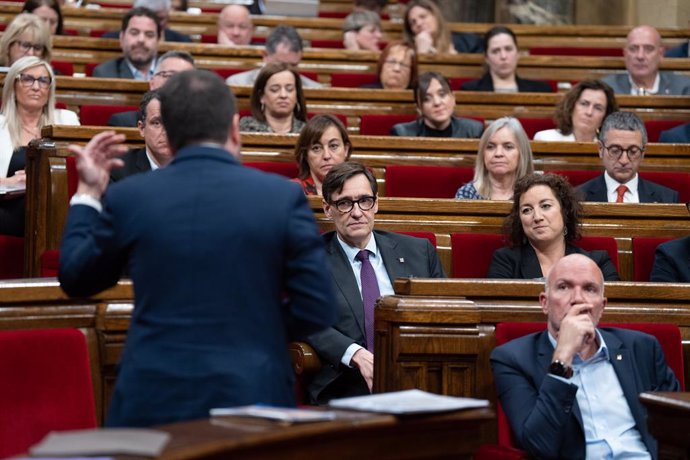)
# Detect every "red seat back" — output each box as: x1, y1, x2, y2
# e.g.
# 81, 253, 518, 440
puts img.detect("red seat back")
396, 231, 437, 247
359, 114, 416, 136
79, 105, 138, 126
632, 237, 673, 282
645, 120, 686, 143
385, 165, 474, 198
576, 236, 619, 271
494, 321, 685, 449
0, 235, 24, 279
550, 169, 600, 187
0, 329, 96, 458
330, 73, 379, 88
50, 60, 74, 76
451, 233, 506, 278
518, 117, 556, 139
638, 171, 690, 202
244, 161, 299, 178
